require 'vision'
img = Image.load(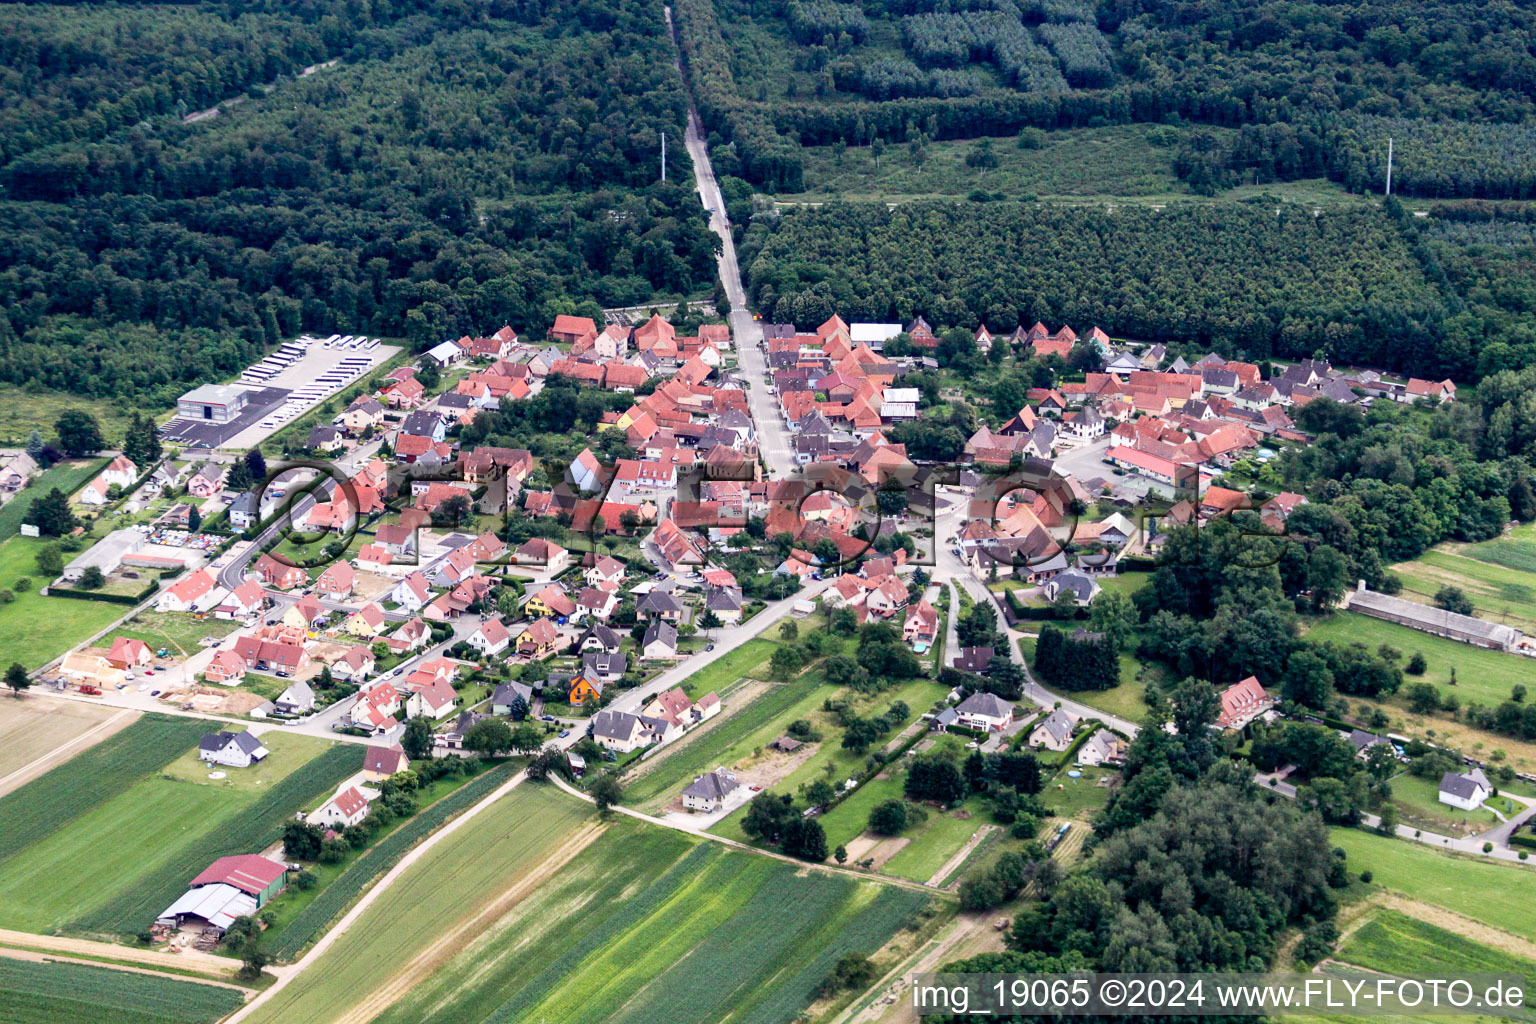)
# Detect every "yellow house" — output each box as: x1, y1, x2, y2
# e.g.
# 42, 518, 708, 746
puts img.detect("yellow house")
346, 603, 386, 638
